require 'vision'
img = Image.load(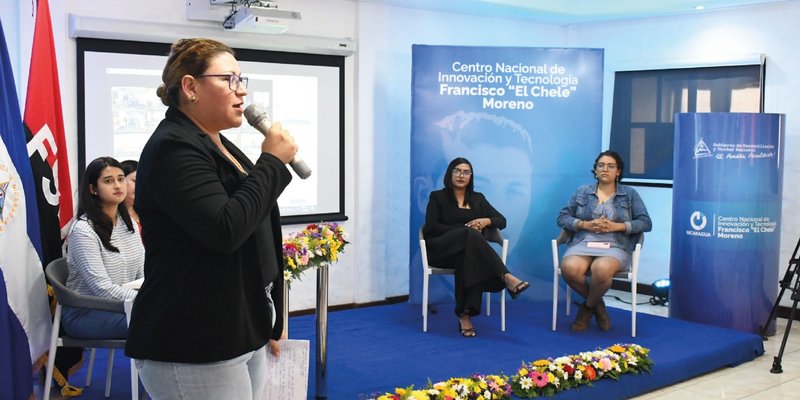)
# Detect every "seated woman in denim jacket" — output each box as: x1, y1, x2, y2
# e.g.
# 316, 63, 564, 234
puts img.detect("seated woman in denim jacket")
556, 150, 651, 332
